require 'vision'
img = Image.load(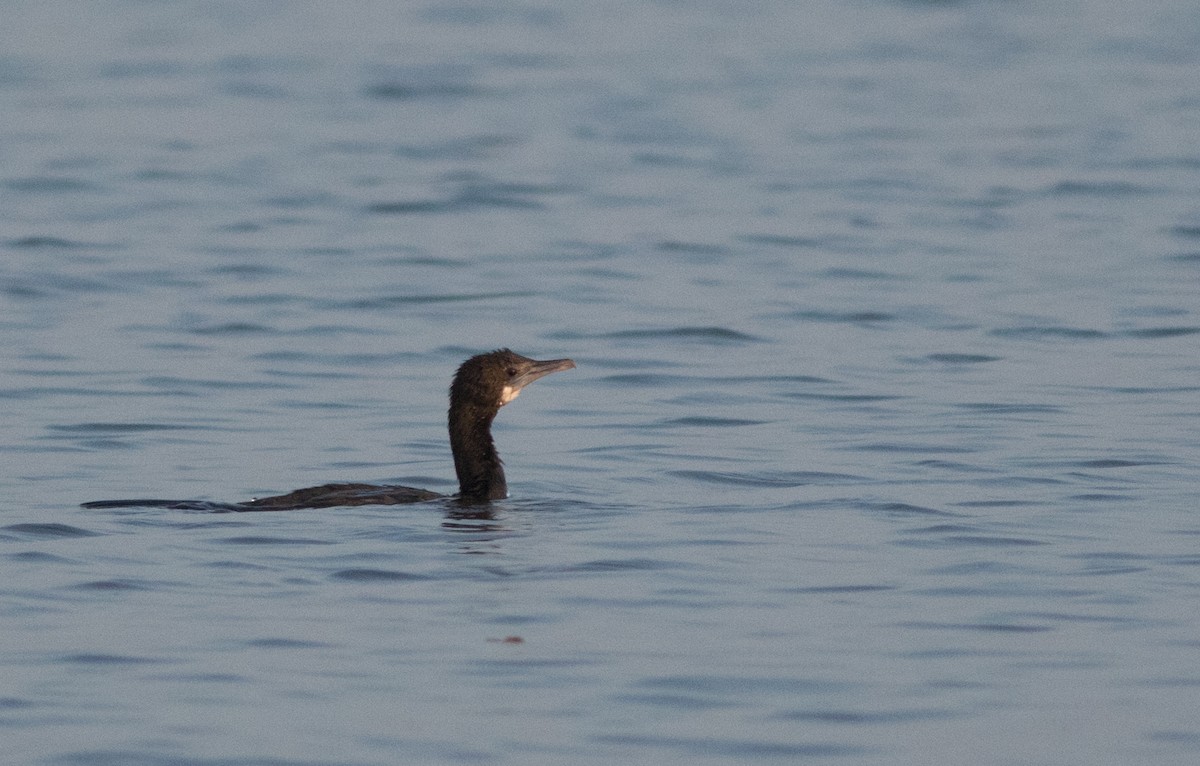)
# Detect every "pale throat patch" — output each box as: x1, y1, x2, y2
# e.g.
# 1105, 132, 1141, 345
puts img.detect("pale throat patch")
499, 385, 521, 406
